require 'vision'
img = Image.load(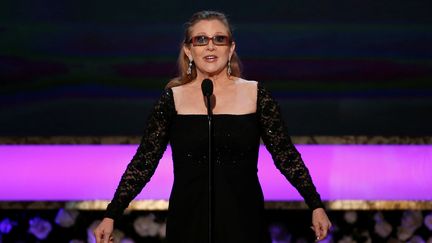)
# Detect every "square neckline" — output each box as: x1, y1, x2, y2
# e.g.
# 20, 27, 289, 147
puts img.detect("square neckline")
175, 112, 257, 116
169, 81, 259, 116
